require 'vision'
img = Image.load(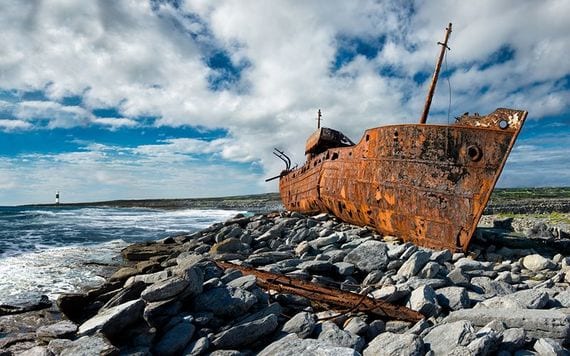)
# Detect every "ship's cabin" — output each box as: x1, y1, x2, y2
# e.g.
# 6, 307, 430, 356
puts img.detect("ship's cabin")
305, 127, 354, 159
